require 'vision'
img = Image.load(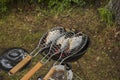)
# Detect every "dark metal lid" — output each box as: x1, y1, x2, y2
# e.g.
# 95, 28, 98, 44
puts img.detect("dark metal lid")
0, 47, 29, 71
